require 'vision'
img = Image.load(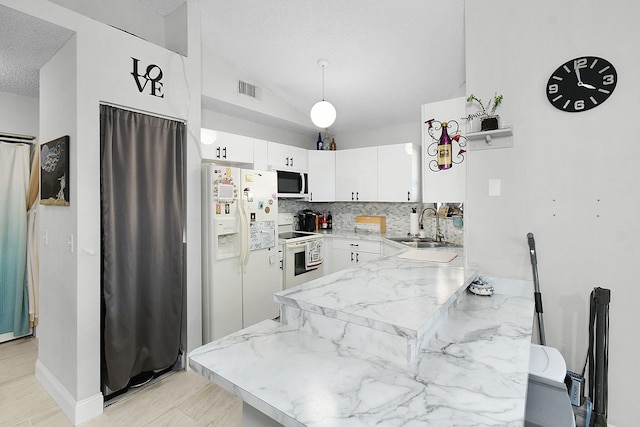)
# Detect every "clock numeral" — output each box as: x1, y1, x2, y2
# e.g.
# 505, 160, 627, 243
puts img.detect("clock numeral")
574, 58, 588, 69
602, 74, 615, 85
548, 84, 559, 94
574, 100, 585, 110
